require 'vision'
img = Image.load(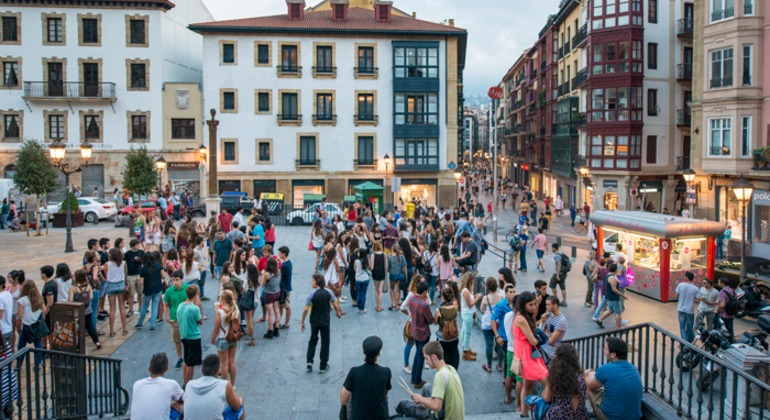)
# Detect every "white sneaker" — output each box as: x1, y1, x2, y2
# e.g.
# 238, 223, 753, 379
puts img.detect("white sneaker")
403, 366, 411, 374
340, 296, 348, 302
621, 319, 629, 325
592, 317, 599, 322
